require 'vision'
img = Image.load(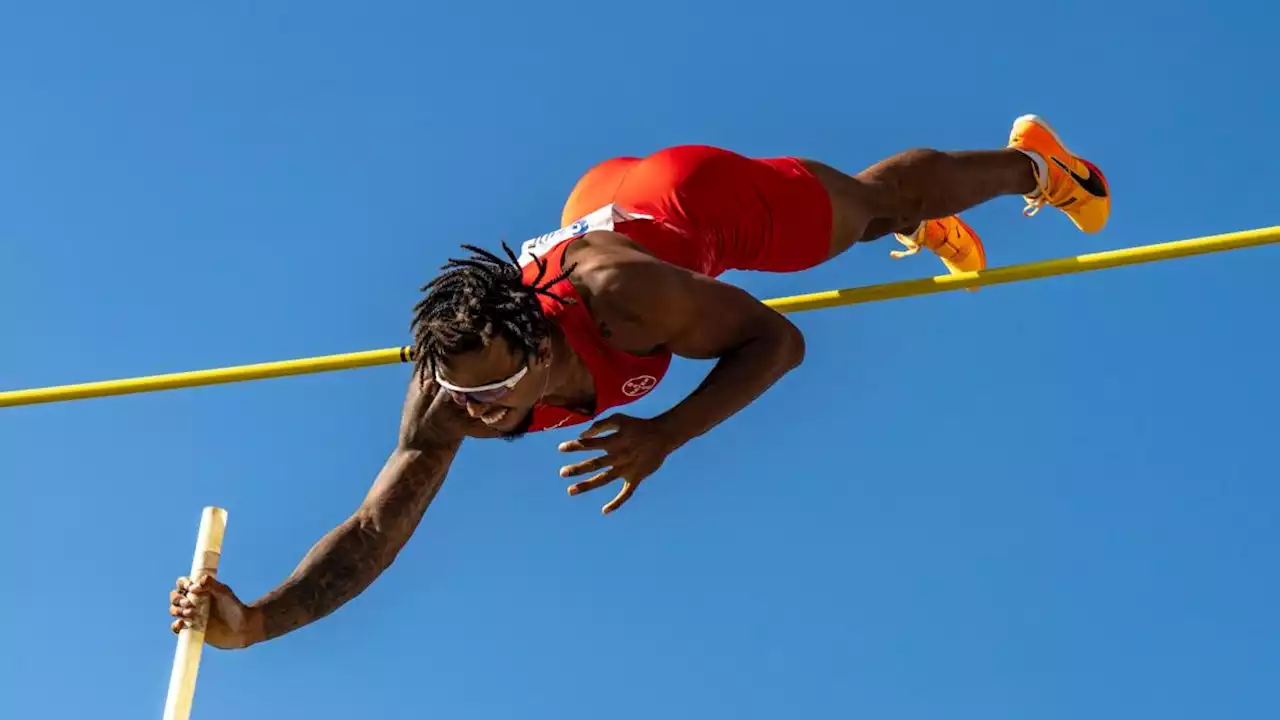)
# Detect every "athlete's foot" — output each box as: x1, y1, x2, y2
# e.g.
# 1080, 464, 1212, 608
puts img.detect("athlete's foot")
1008, 114, 1111, 233
891, 215, 986, 275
